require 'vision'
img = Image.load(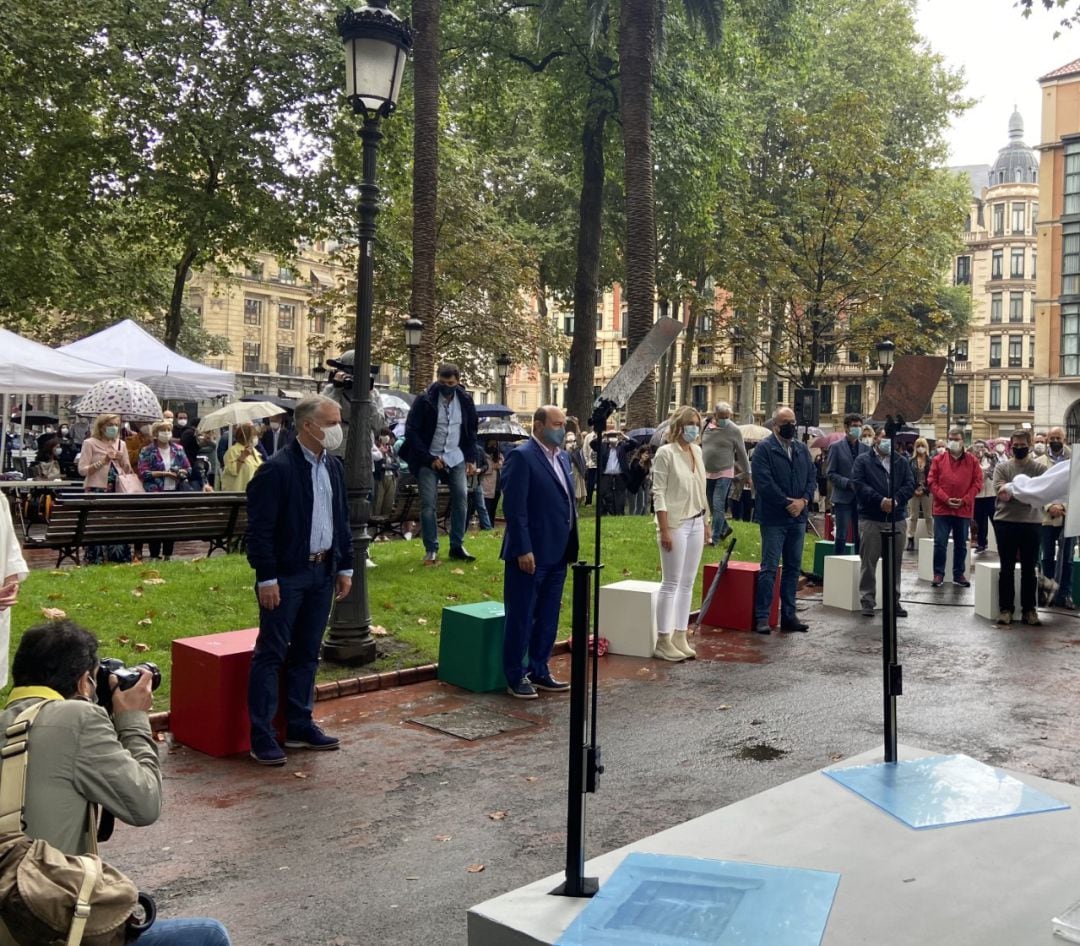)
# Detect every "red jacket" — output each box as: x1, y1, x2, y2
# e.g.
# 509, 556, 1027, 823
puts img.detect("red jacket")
927, 450, 983, 518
